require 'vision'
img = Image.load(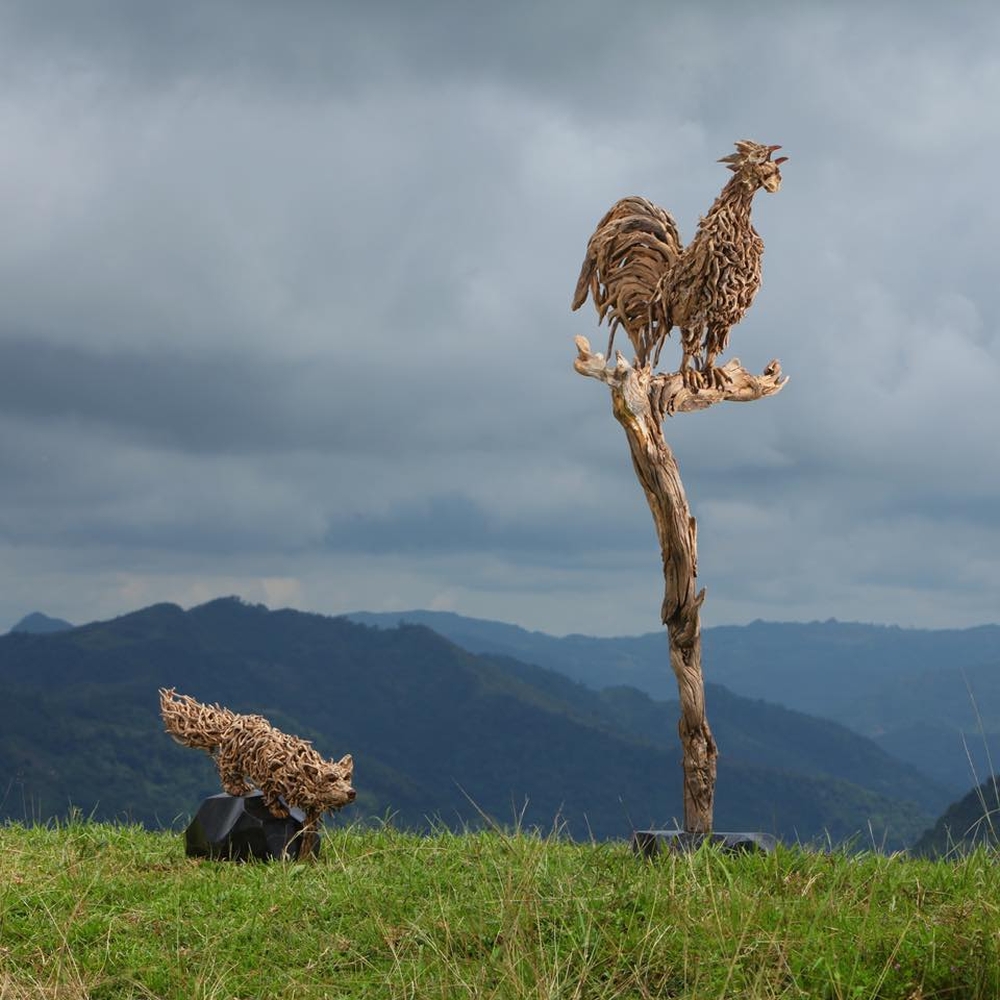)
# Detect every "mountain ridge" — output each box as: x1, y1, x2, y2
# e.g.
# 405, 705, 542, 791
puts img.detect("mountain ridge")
8, 611, 75, 634
348, 609, 1000, 794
